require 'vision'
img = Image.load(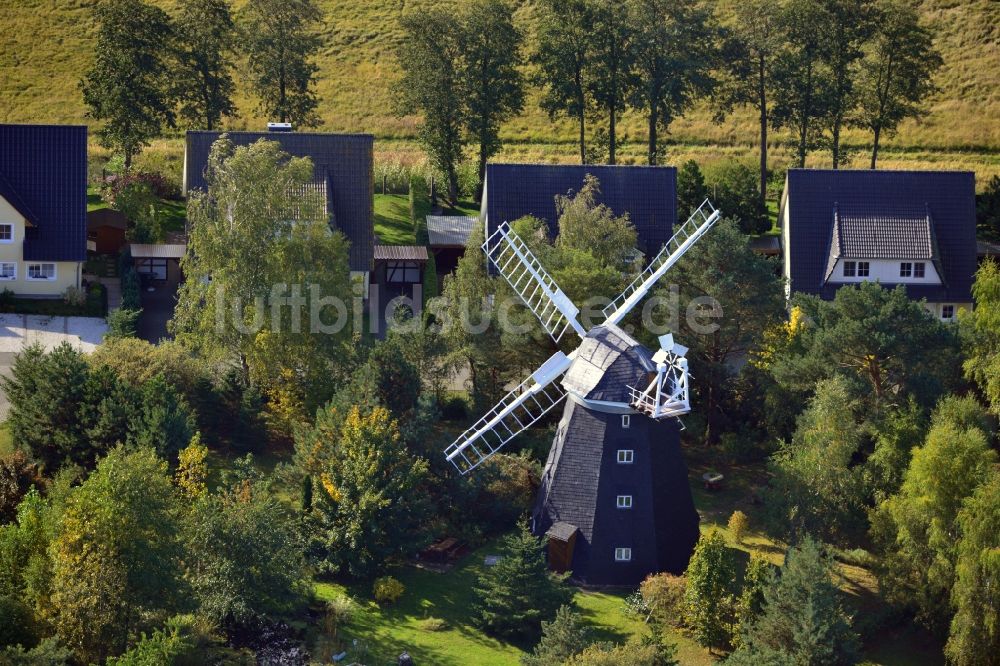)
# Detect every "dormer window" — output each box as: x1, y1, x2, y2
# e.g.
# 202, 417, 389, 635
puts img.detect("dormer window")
843, 261, 856, 277
900, 262, 912, 278
857, 262, 869, 277
914, 262, 925, 278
